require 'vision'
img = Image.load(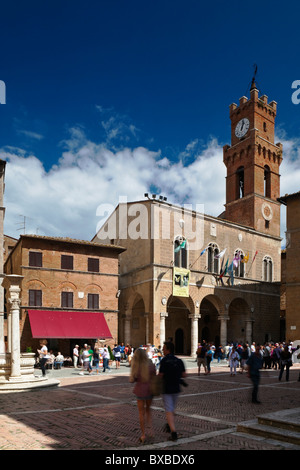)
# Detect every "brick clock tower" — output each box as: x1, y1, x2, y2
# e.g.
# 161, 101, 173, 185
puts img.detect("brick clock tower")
223, 80, 282, 237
